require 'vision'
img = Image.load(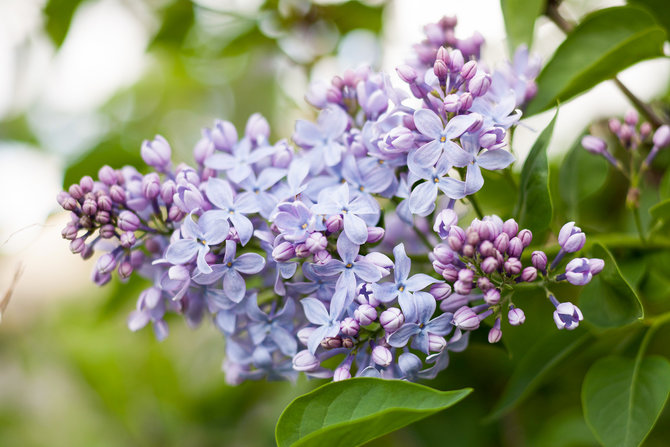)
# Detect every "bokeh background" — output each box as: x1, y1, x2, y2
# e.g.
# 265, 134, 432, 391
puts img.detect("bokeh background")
1, 0, 669, 446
